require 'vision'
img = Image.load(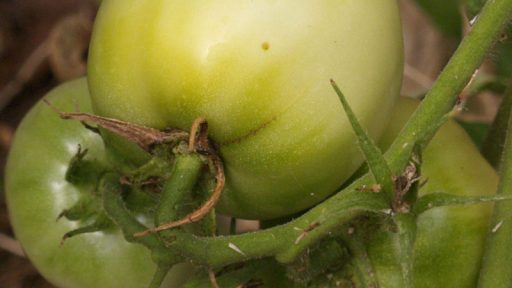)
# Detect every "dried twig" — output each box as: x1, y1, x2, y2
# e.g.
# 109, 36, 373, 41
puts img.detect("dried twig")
44, 100, 189, 151
208, 269, 220, 288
